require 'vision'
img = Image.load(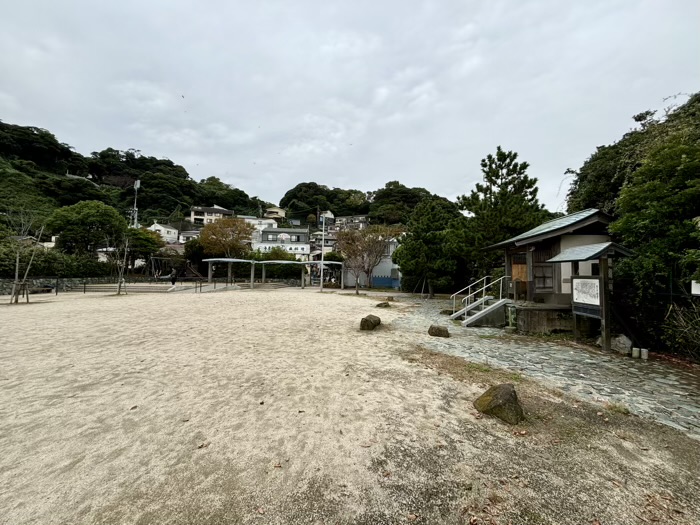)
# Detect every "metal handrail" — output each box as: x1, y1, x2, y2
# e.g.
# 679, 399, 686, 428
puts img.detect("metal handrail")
451, 275, 490, 312
461, 275, 510, 306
